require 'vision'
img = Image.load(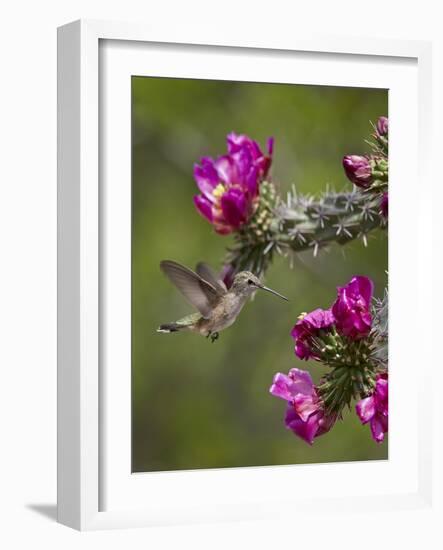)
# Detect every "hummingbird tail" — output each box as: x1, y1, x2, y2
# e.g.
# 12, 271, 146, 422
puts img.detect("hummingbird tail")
157, 323, 182, 333
157, 313, 200, 334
